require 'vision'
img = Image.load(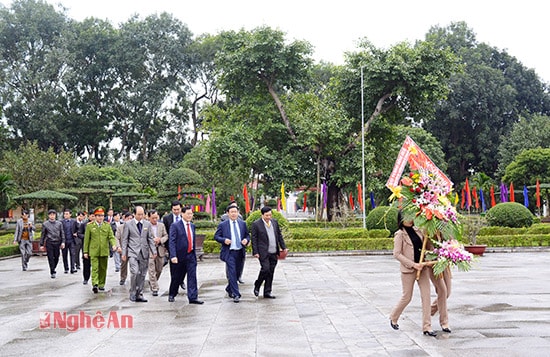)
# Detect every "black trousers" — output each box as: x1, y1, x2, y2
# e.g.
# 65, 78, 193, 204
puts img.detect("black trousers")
255, 253, 278, 295
82, 252, 91, 281
62, 241, 77, 272
46, 241, 61, 274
